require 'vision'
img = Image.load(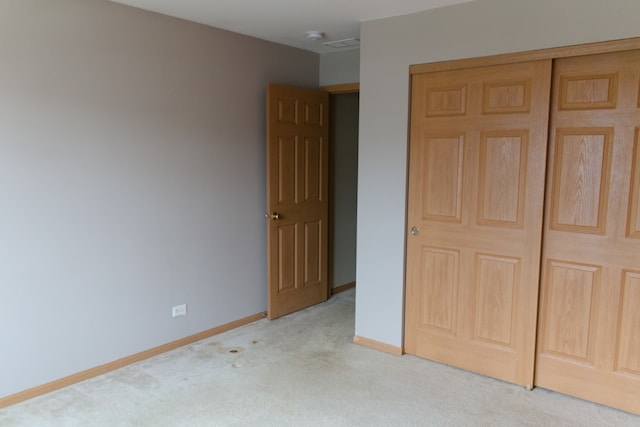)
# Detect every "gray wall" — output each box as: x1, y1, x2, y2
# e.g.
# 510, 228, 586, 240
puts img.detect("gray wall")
0, 0, 318, 398
320, 49, 360, 86
330, 93, 359, 288
356, 0, 640, 347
